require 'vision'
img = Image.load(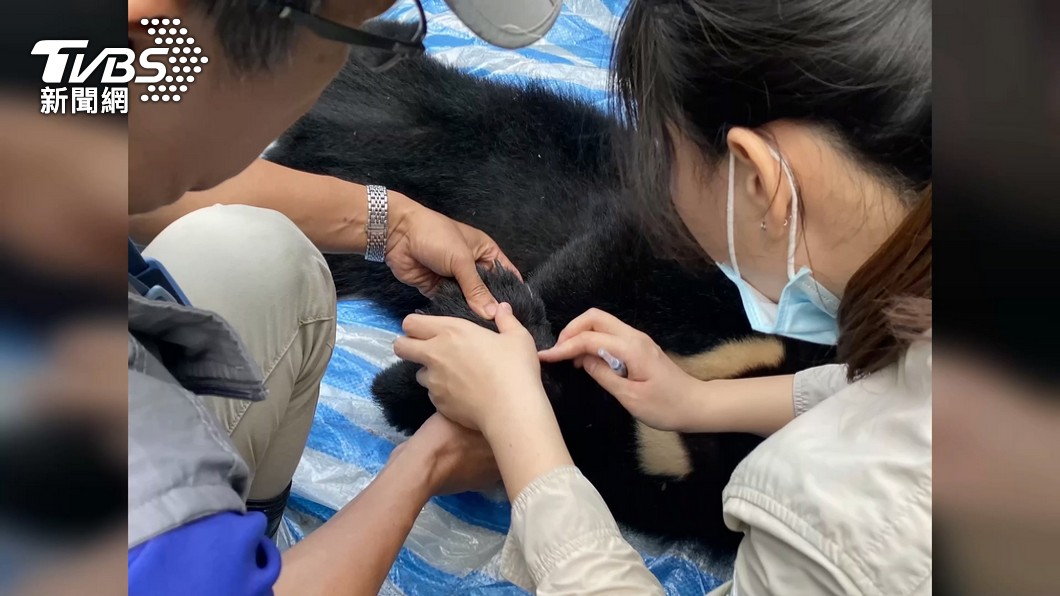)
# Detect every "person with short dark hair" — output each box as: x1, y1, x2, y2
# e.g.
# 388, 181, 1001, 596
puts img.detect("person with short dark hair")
128, 1, 659, 594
